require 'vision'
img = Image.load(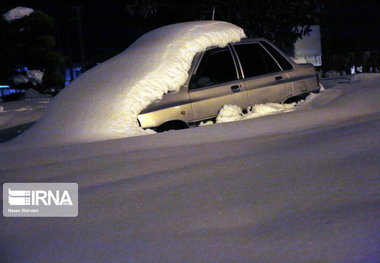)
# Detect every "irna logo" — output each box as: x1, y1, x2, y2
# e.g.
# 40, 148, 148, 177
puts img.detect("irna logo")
8, 189, 73, 206
3, 183, 78, 217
